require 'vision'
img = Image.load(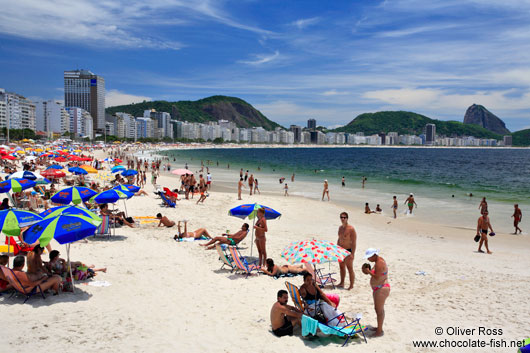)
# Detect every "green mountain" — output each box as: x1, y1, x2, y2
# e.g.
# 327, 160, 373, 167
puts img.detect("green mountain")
510, 129, 530, 146
106, 95, 281, 131
333, 111, 501, 139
